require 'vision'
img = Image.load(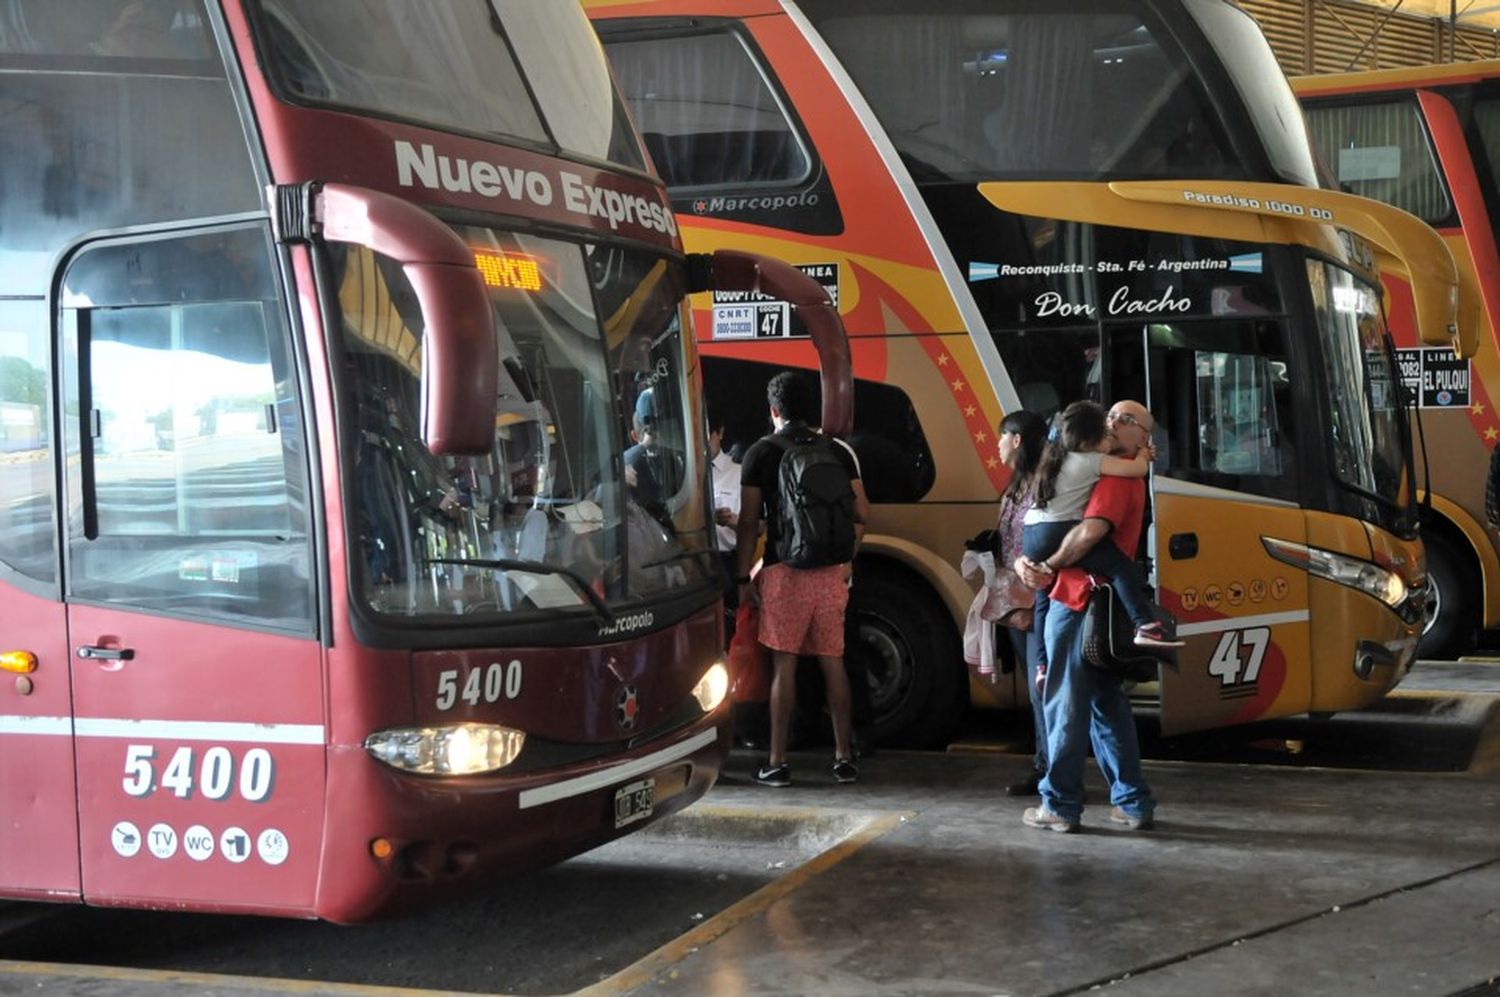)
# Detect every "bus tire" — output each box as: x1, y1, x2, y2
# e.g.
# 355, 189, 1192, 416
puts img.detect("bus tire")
1419, 531, 1479, 661
845, 565, 965, 748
